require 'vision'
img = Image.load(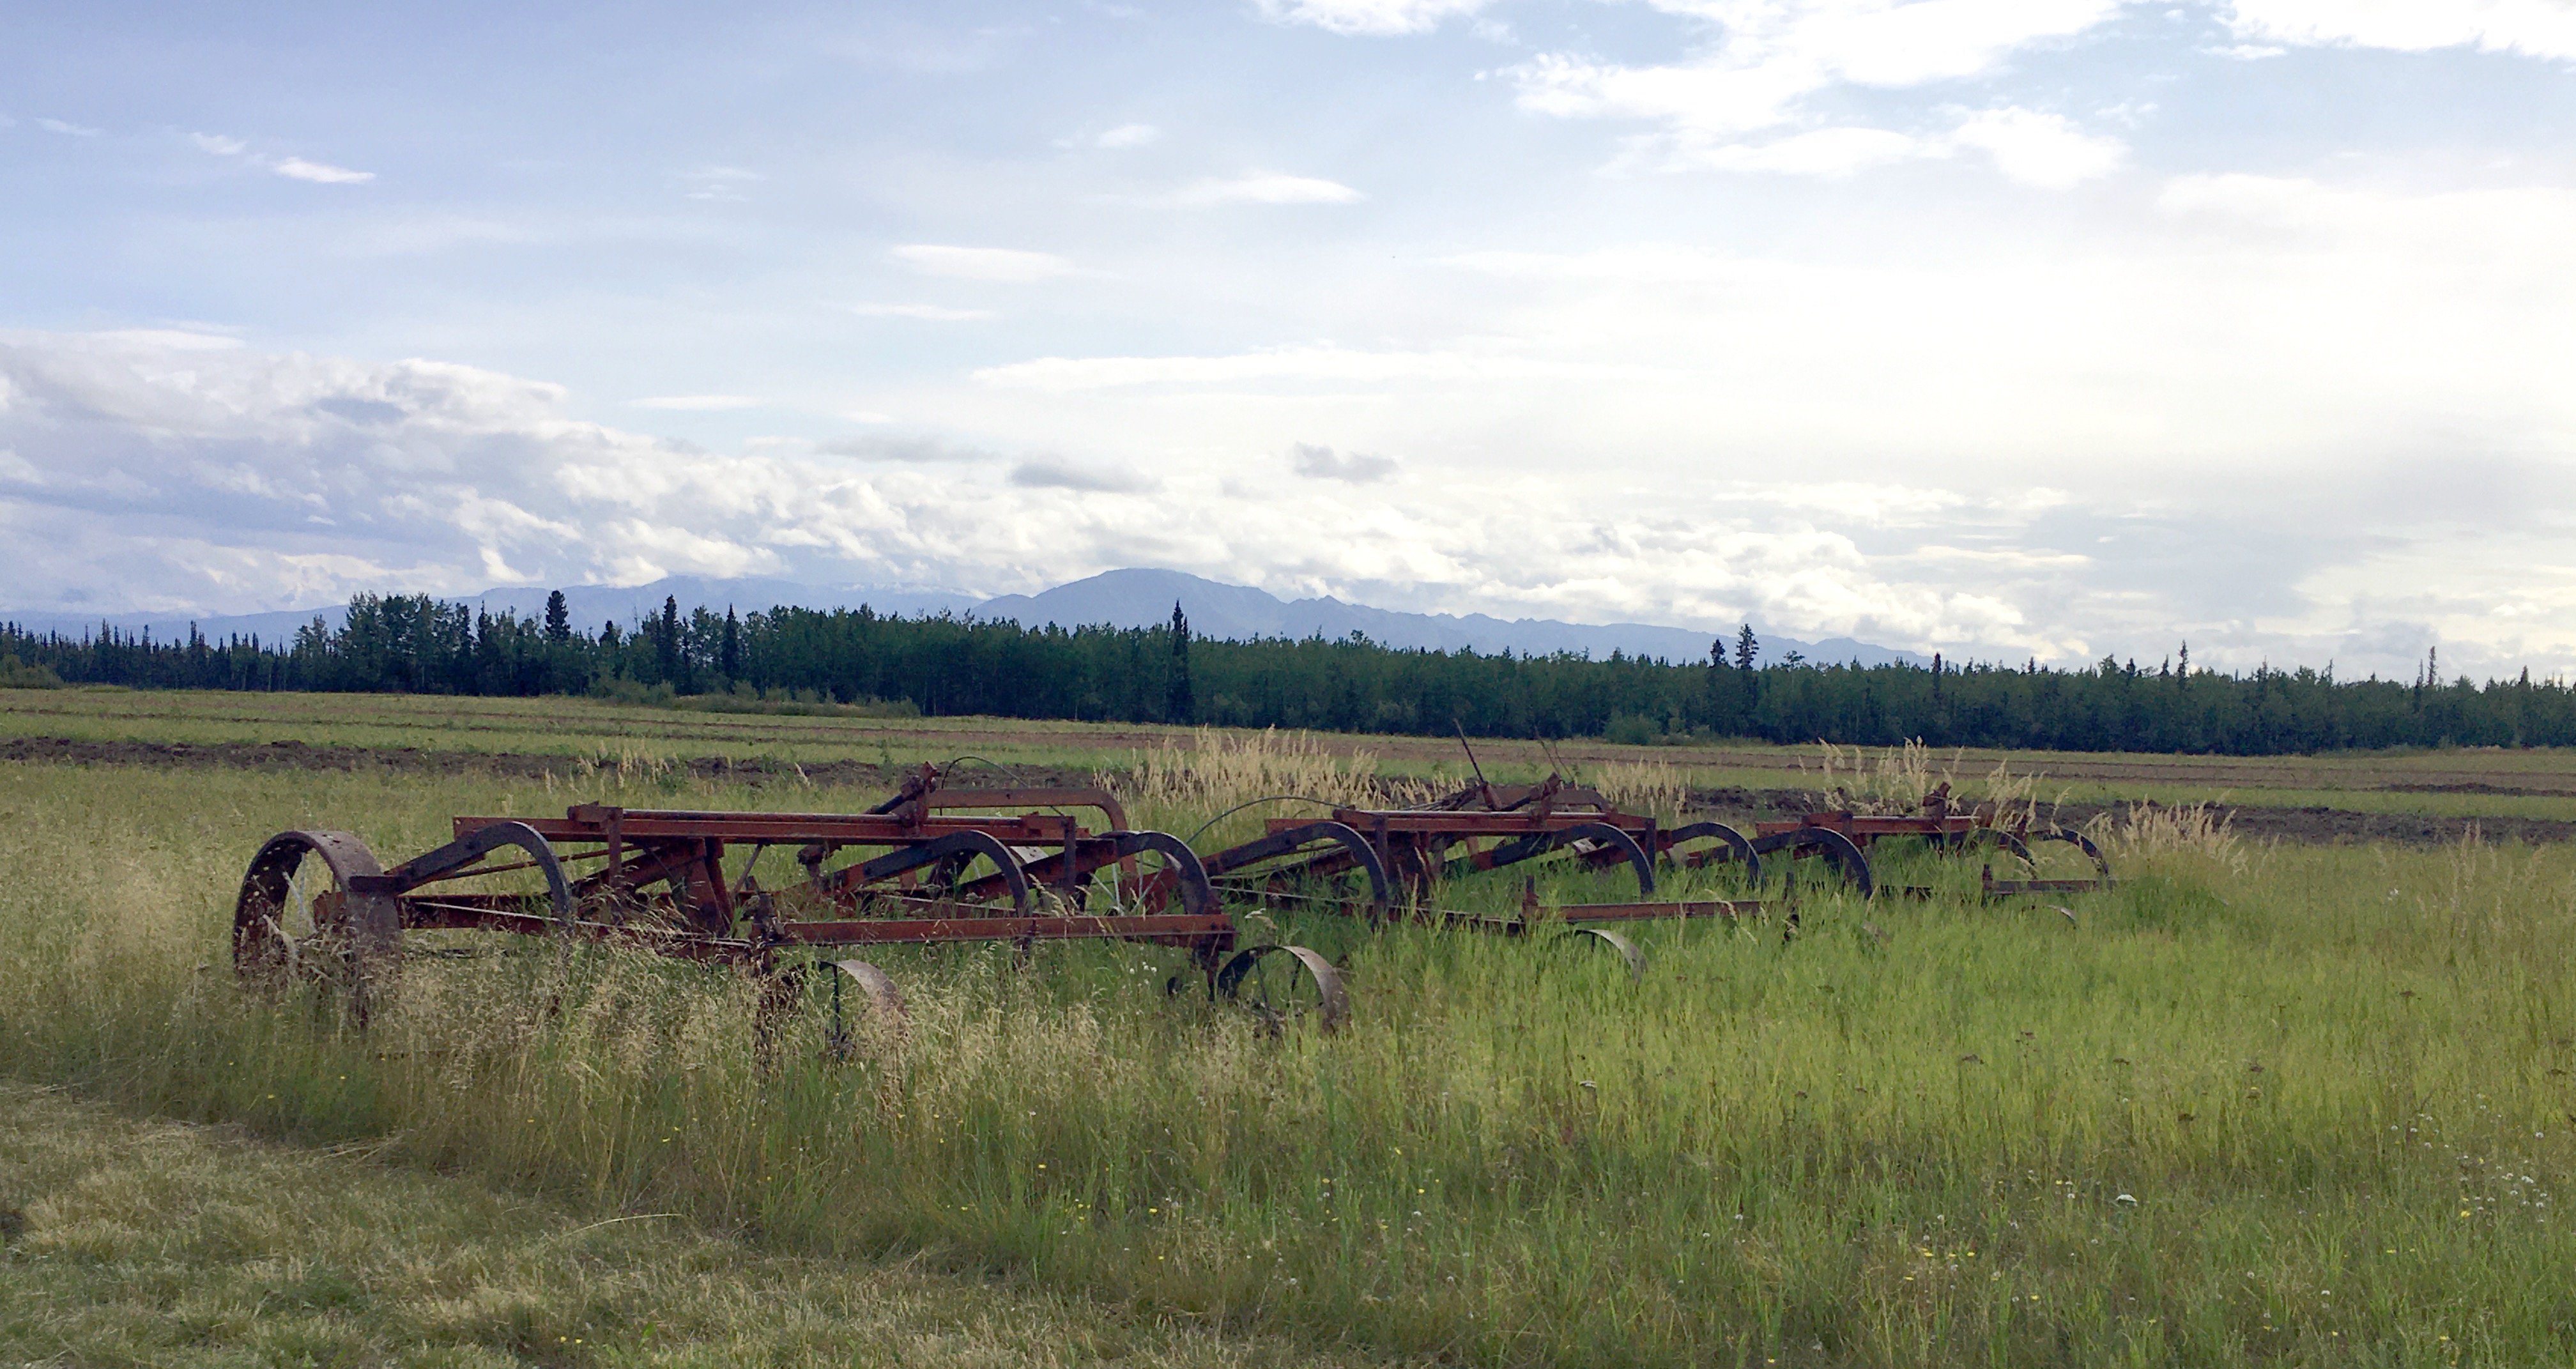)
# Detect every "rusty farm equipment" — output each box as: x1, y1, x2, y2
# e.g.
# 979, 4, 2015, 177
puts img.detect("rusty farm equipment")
1752, 784, 2115, 900
1179, 774, 1878, 978
233, 765, 1347, 1036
